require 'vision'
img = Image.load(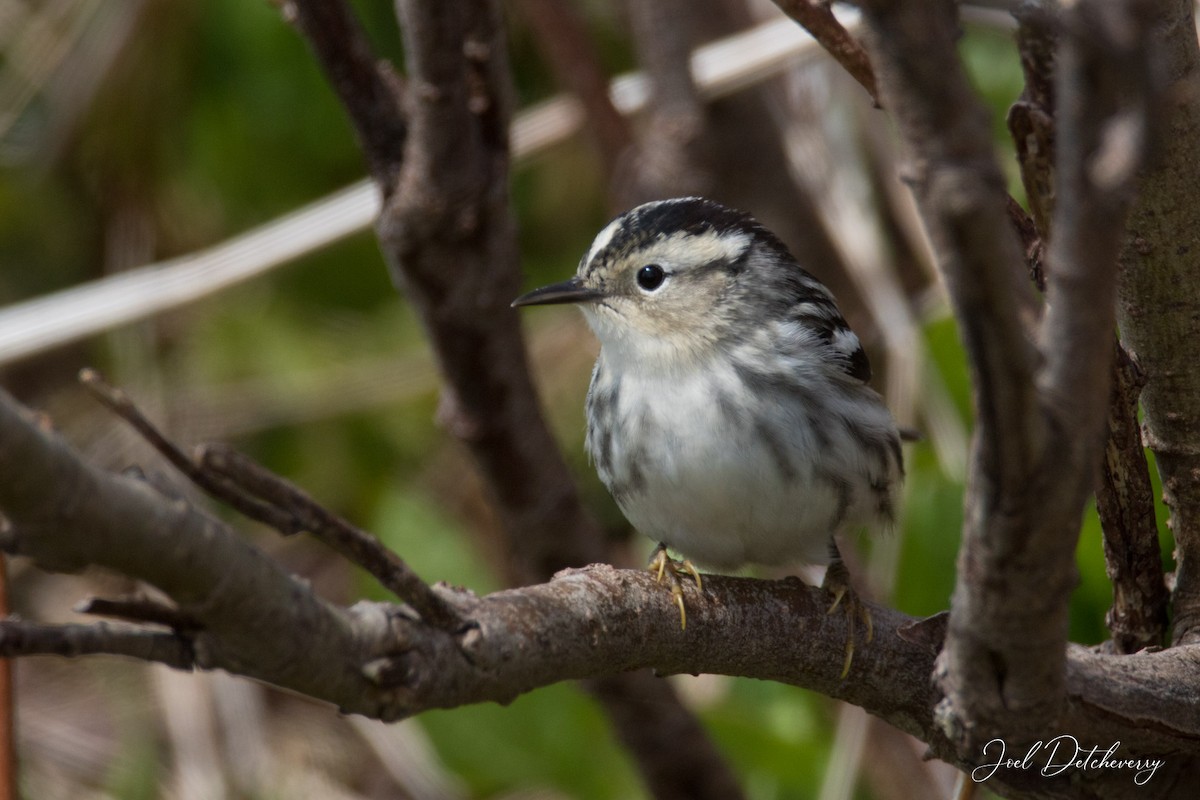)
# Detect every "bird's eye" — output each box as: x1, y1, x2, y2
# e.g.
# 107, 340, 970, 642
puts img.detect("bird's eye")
636, 264, 666, 291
